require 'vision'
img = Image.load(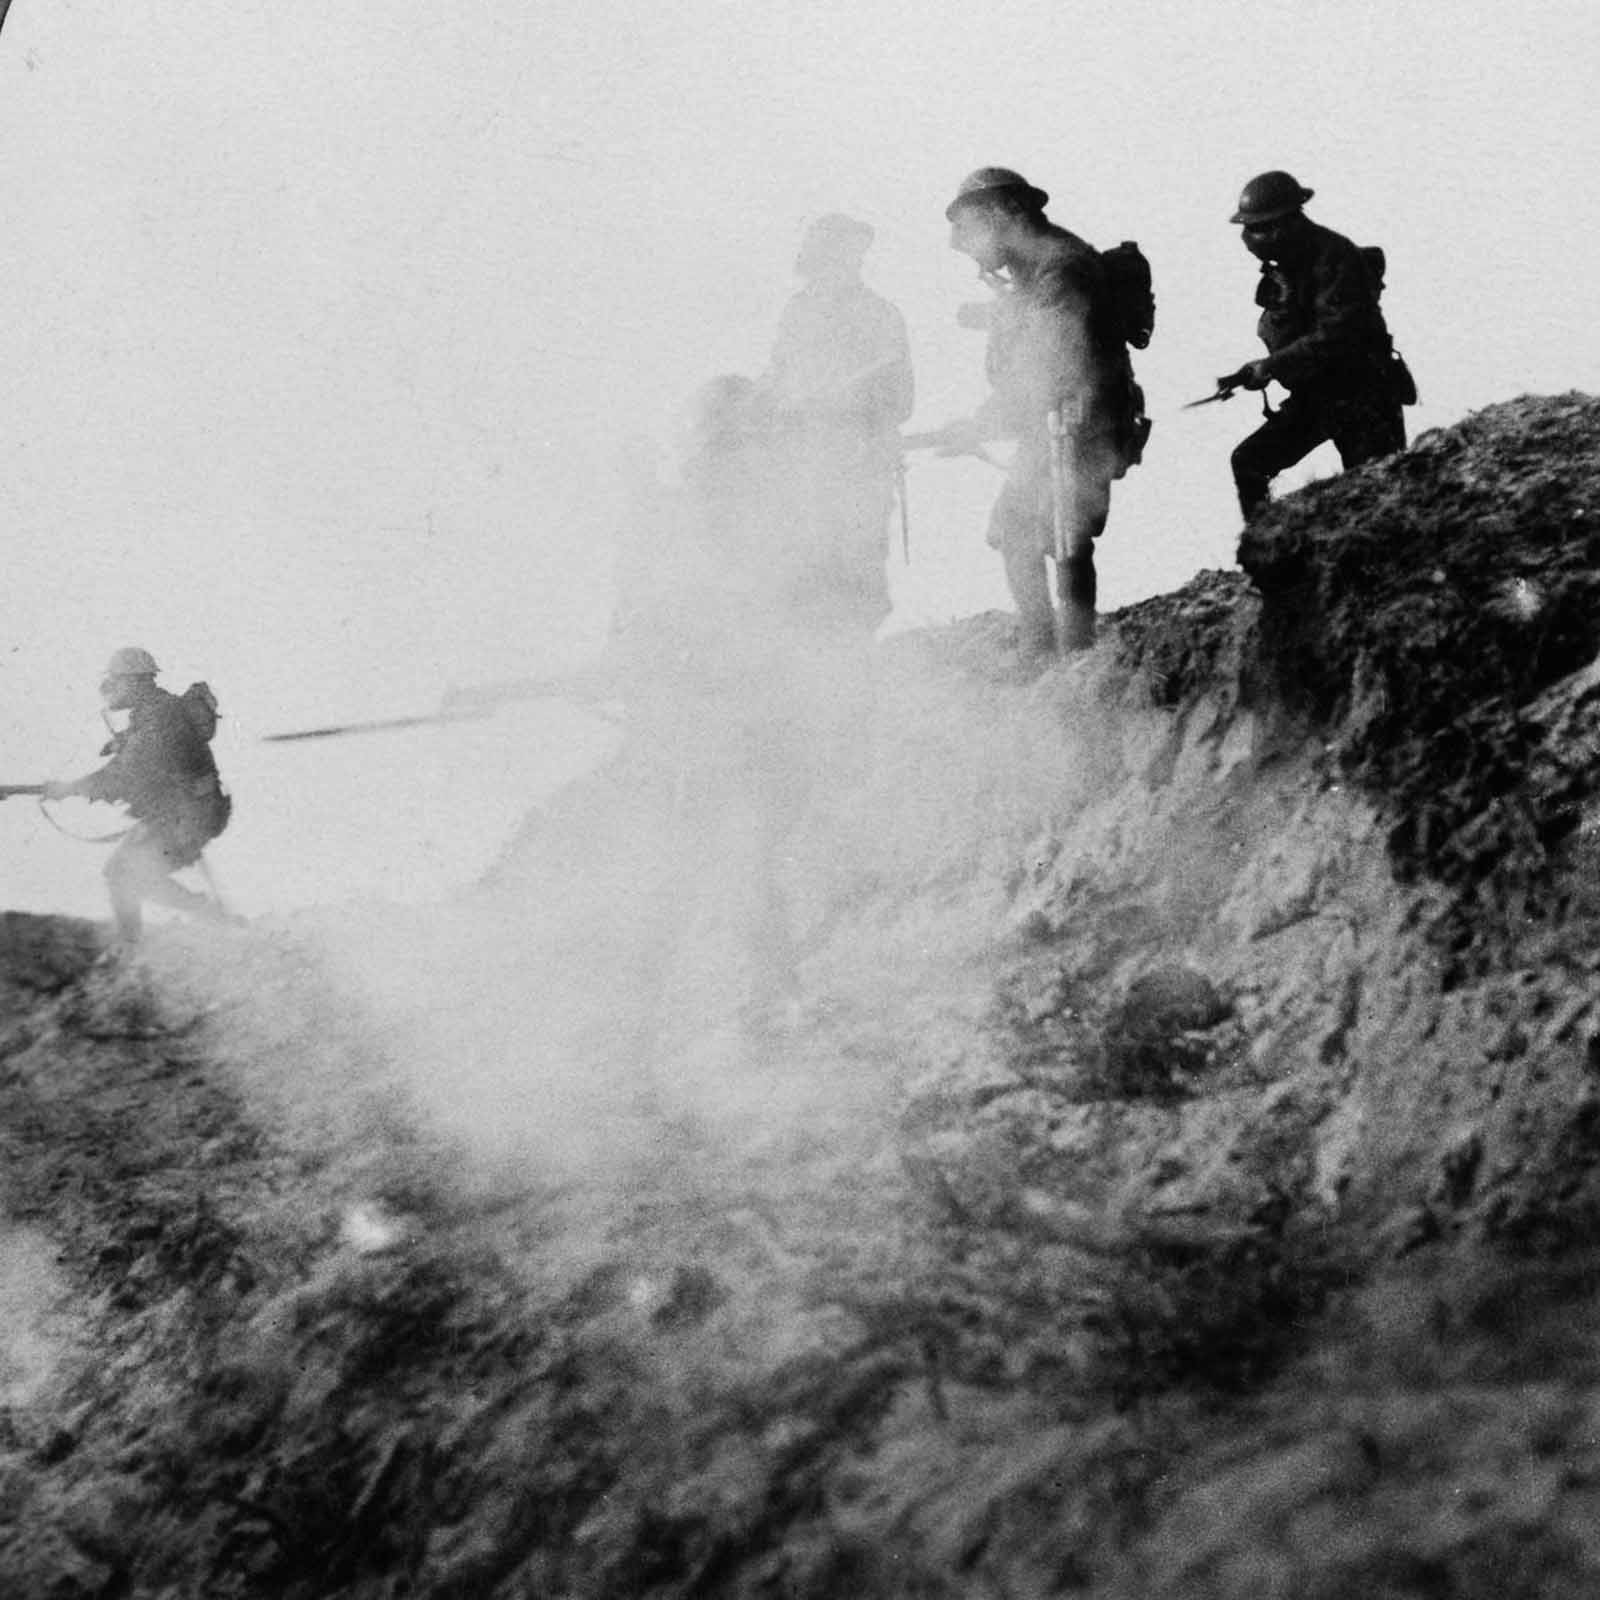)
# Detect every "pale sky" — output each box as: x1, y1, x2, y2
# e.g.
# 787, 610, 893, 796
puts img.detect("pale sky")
1, 0, 1596, 909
